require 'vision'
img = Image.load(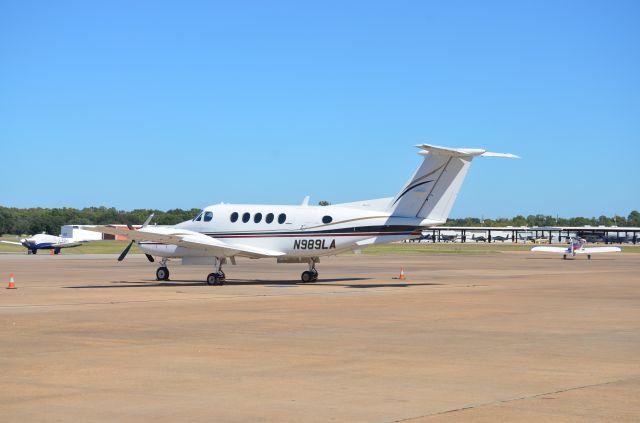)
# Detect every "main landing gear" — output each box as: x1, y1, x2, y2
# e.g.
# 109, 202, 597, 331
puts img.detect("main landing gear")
301, 257, 319, 283
206, 257, 226, 286
156, 258, 170, 281
154, 257, 226, 285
